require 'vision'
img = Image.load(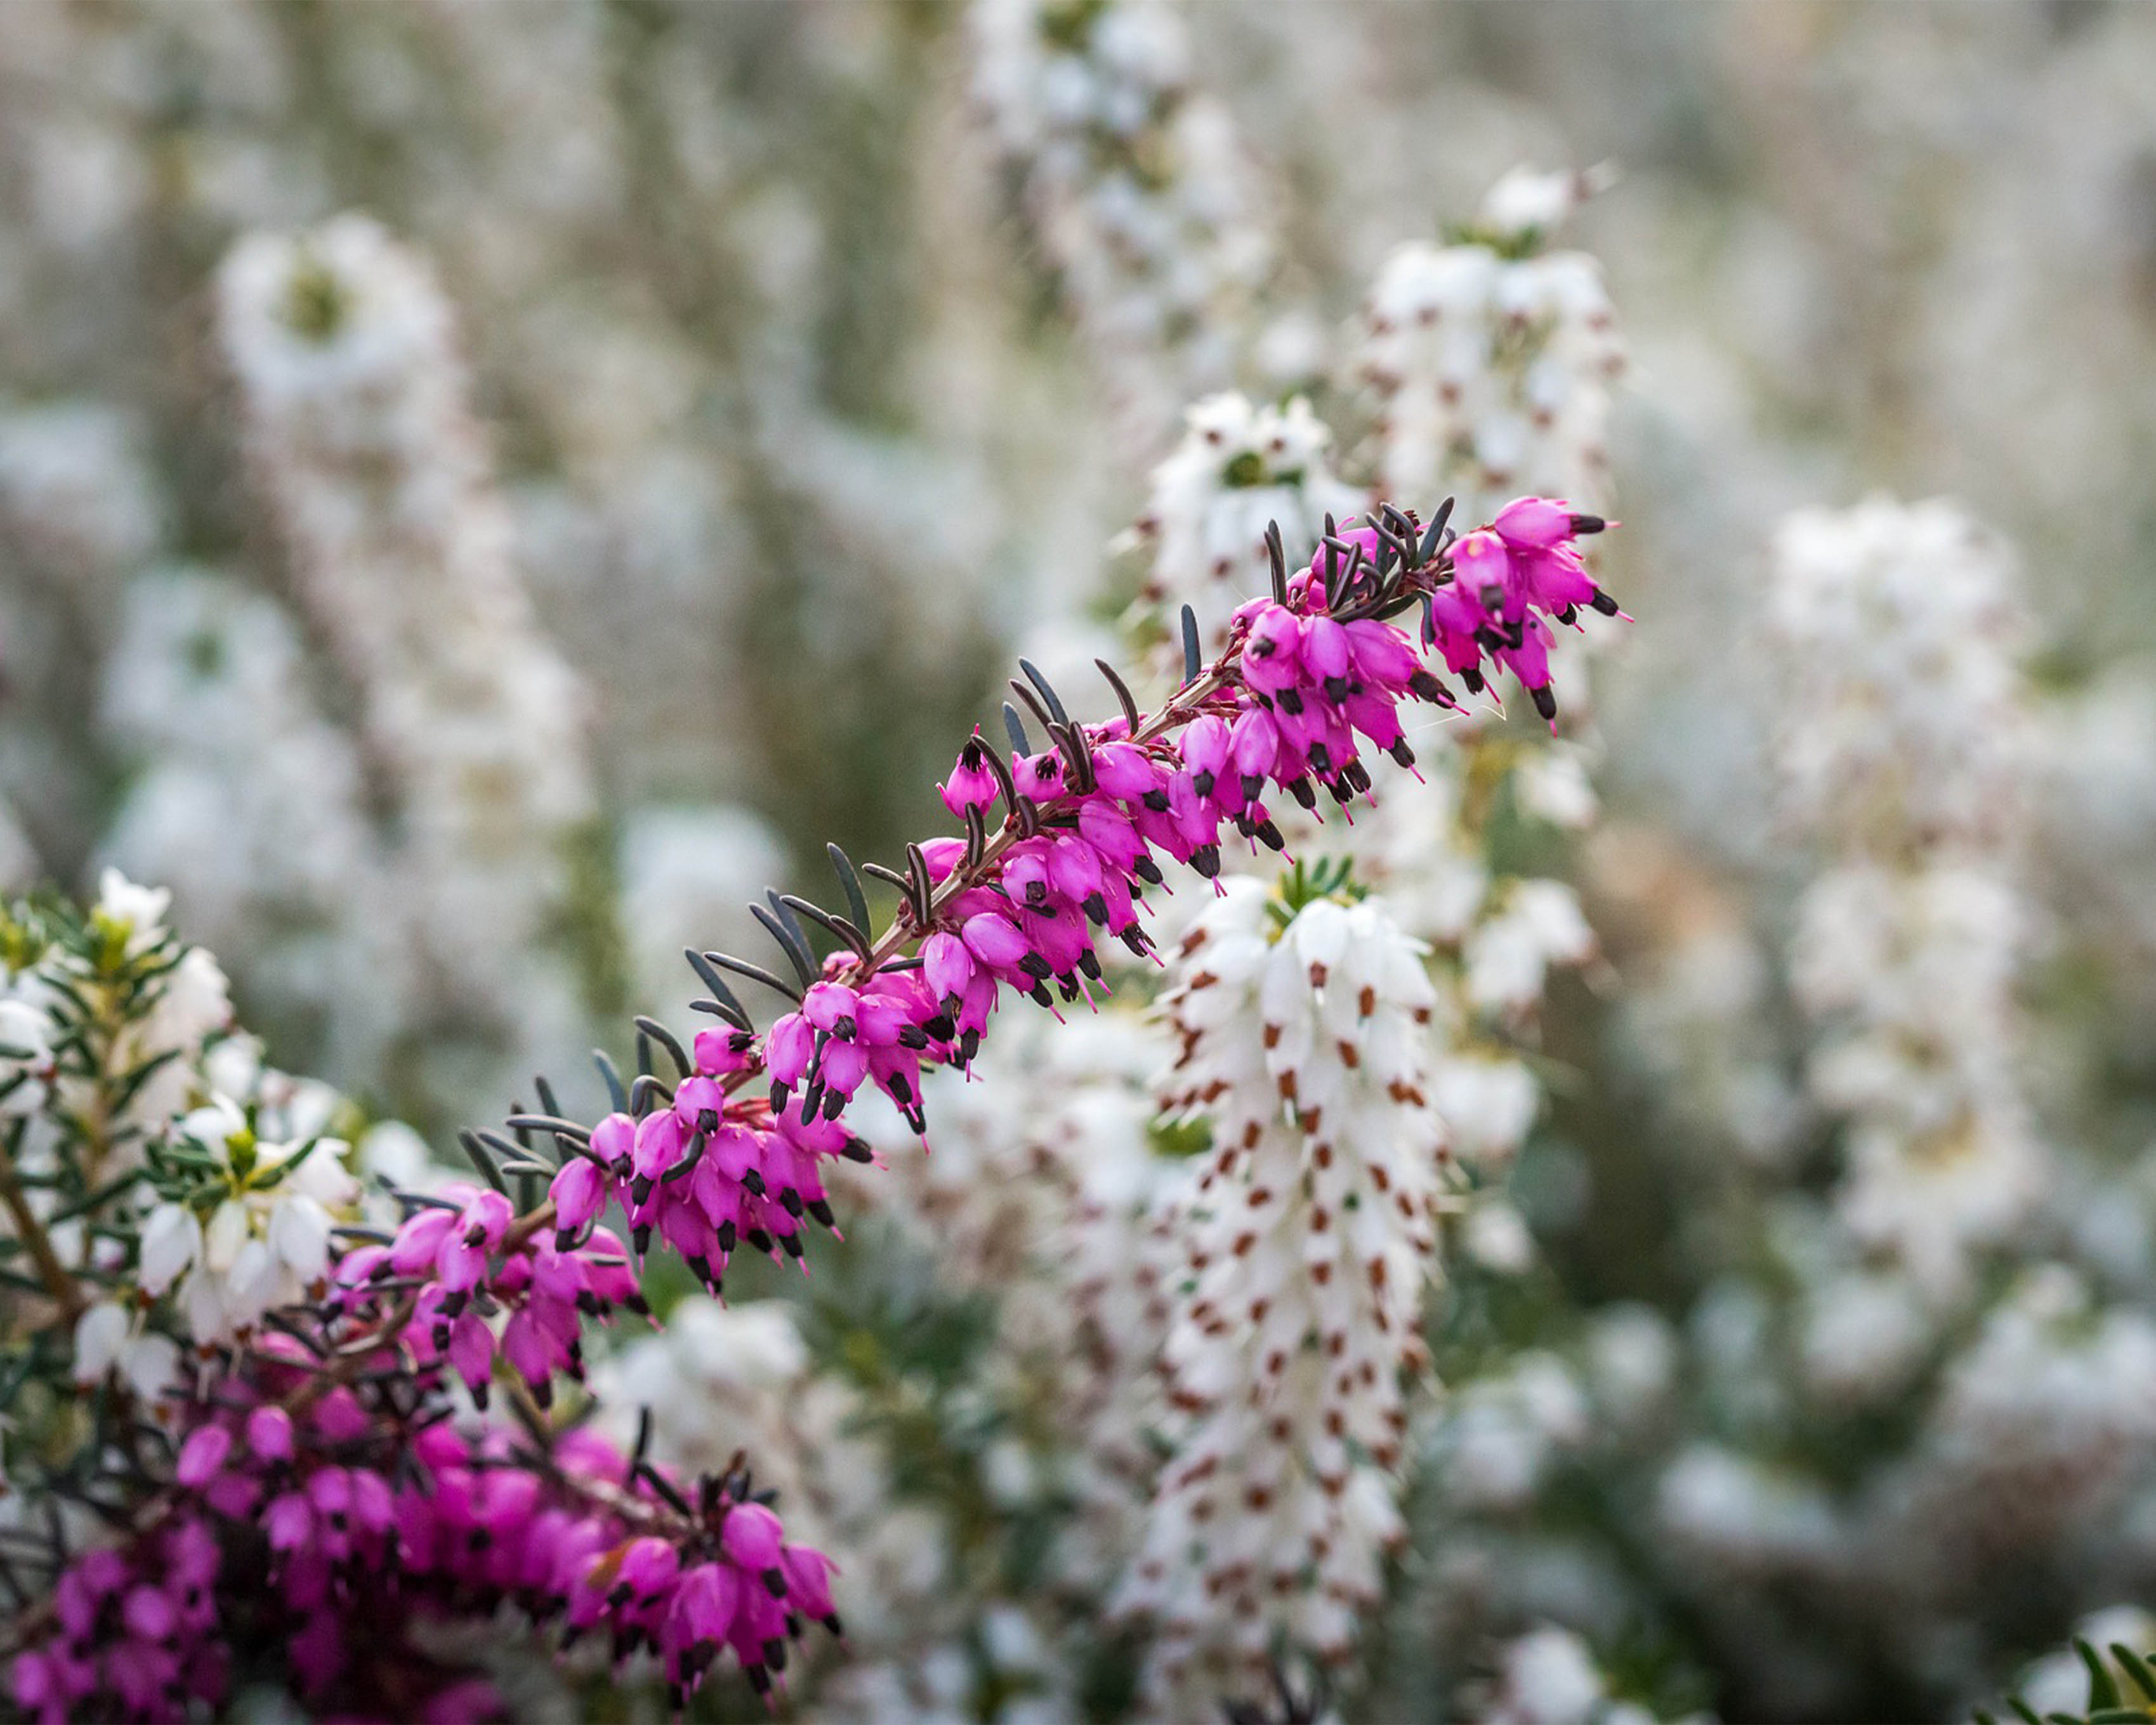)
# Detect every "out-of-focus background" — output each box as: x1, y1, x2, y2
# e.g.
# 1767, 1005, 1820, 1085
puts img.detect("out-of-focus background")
6, 3, 2156, 1720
